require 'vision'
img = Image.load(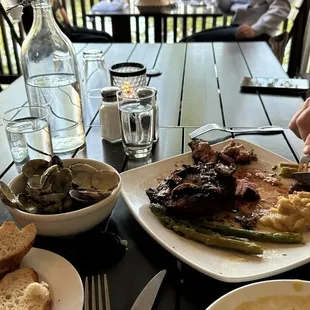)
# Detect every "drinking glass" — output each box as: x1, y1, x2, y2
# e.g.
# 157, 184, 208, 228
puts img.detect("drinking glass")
83, 49, 109, 99
117, 87, 156, 159
3, 106, 52, 172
